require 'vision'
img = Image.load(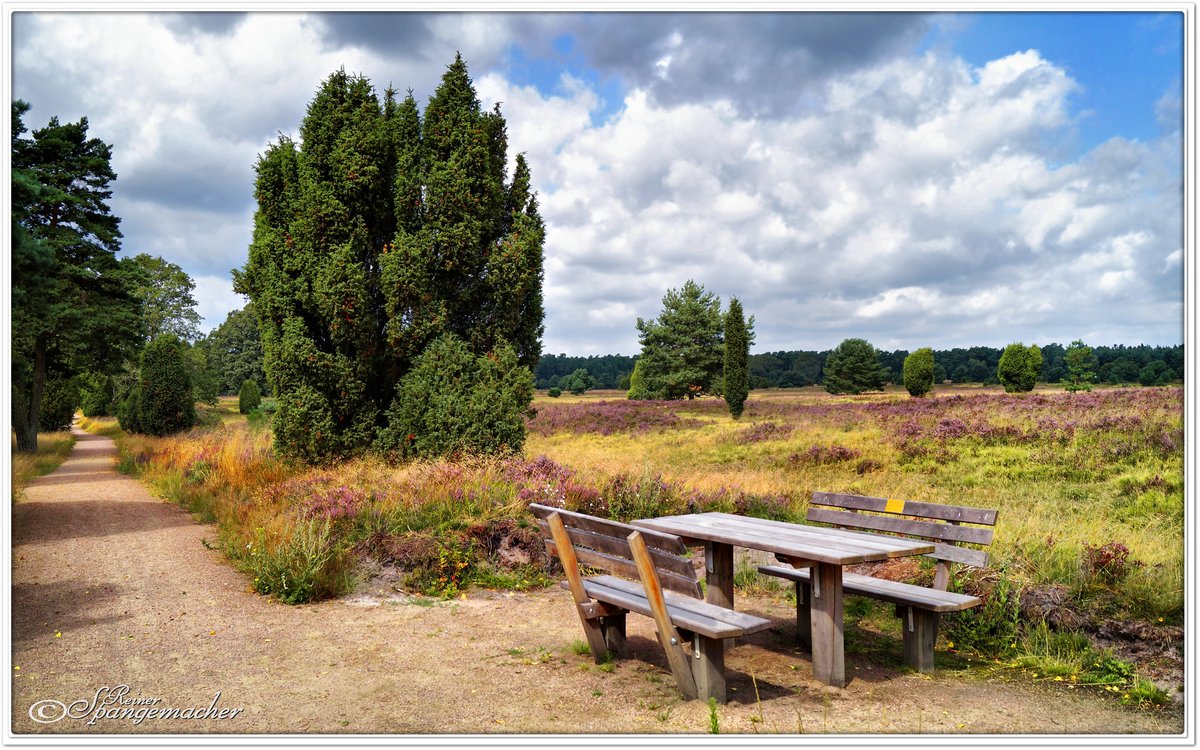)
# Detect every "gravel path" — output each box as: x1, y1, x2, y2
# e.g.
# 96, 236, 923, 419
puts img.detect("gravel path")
8, 424, 1184, 736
